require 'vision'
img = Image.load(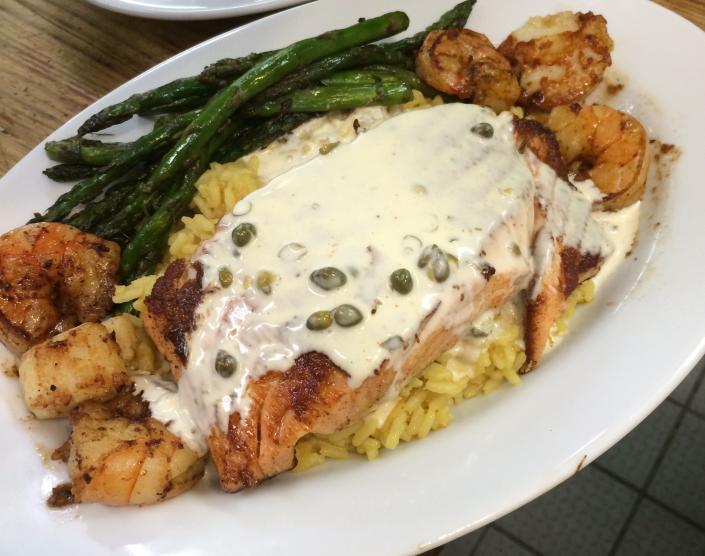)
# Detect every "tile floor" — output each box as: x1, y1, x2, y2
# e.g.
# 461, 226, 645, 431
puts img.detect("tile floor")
433, 357, 705, 556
